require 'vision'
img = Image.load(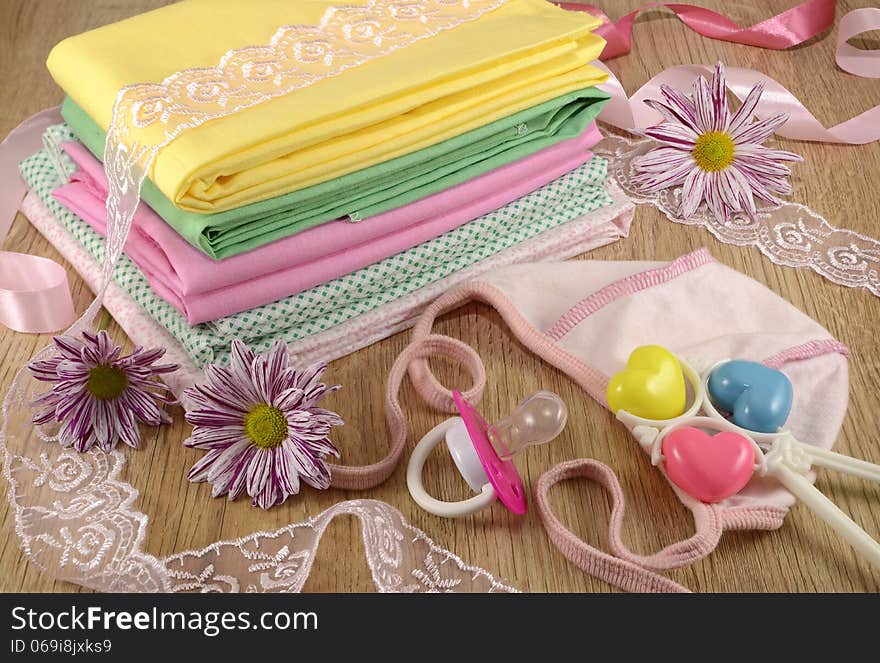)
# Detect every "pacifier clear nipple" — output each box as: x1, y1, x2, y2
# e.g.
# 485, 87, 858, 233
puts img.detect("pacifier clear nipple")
488, 391, 568, 460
